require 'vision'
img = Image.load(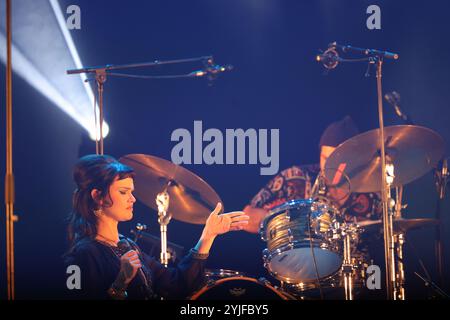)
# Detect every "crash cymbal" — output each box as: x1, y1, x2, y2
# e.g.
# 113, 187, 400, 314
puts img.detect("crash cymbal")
120, 154, 222, 224
359, 218, 439, 233
325, 125, 445, 193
